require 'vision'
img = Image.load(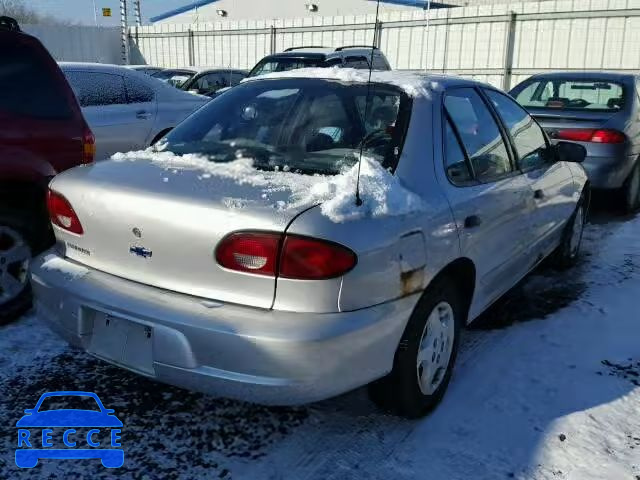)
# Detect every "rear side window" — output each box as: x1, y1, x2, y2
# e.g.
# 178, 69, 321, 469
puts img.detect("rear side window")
444, 88, 512, 183
65, 71, 127, 107
0, 40, 72, 119
125, 75, 154, 103
485, 89, 548, 171
343, 56, 370, 69
372, 55, 391, 71
230, 72, 246, 85
514, 79, 626, 111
